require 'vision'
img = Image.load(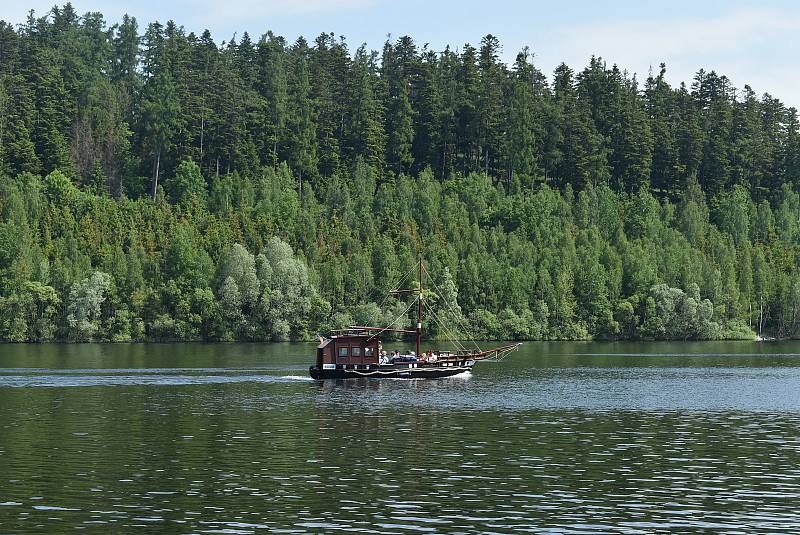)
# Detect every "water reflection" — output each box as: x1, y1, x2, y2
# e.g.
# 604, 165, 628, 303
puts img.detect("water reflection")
0, 342, 799, 532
